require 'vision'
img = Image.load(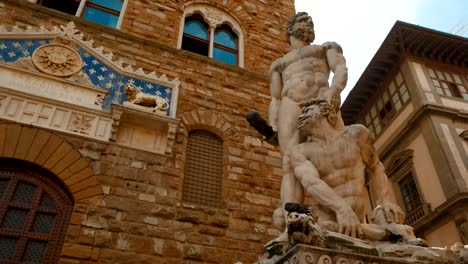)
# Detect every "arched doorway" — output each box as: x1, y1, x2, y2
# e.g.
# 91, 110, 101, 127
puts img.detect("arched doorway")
0, 159, 73, 263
